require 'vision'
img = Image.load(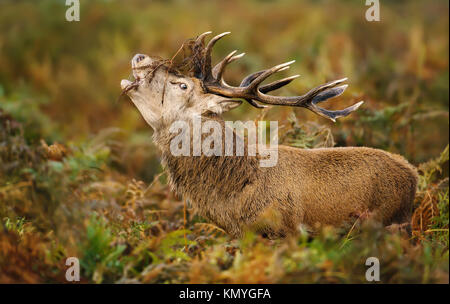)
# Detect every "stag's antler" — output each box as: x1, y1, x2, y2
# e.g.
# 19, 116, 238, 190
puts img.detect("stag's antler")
193, 31, 363, 121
